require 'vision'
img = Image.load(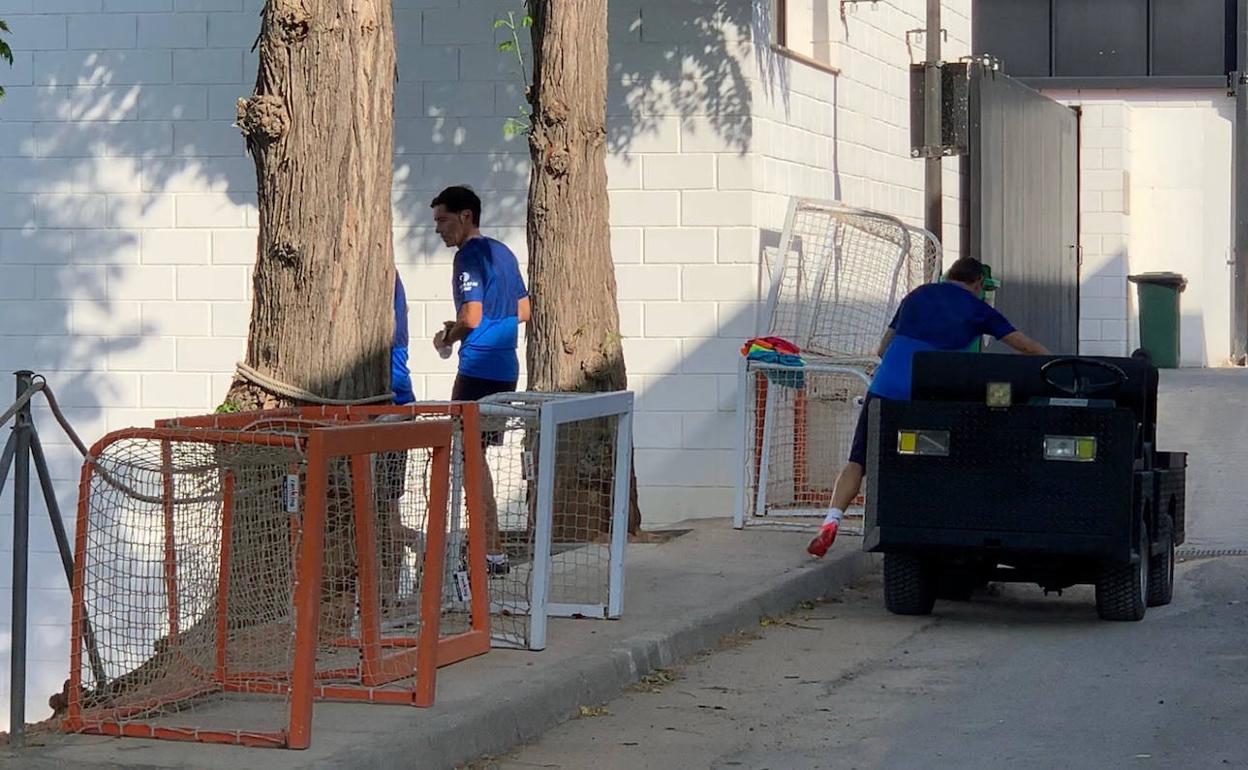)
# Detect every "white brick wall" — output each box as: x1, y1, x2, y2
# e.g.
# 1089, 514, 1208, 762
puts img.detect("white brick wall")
0, 0, 979, 724
1046, 90, 1234, 365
